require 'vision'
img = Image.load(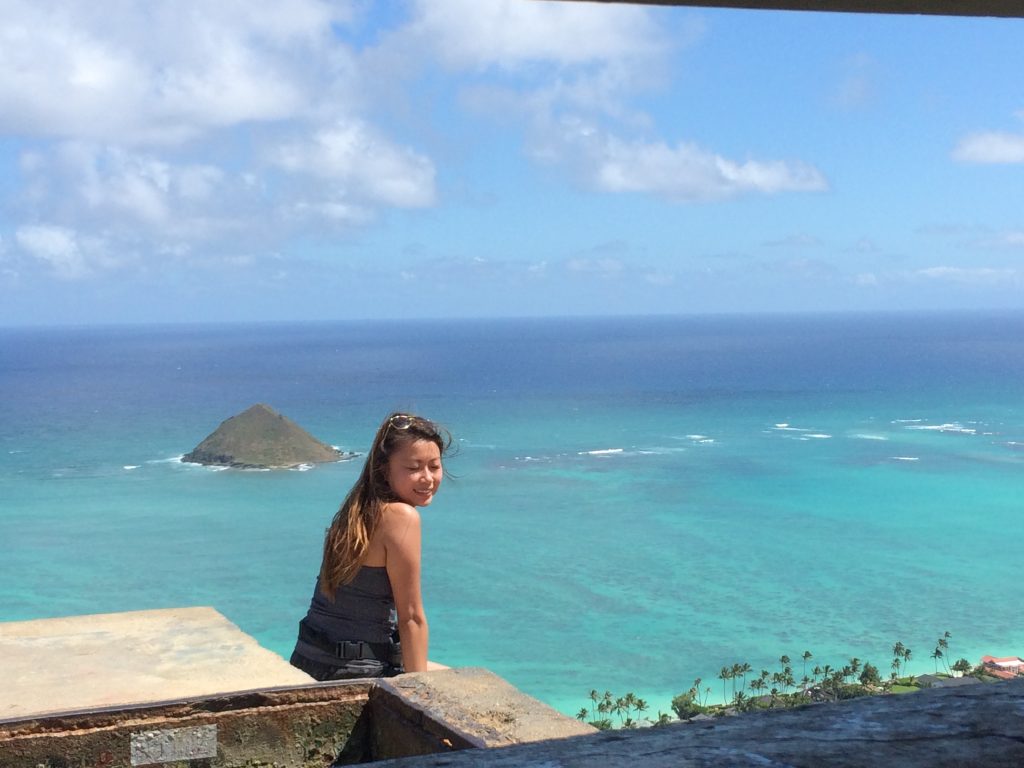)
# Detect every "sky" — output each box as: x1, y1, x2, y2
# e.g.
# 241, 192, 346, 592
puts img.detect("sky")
1, 0, 1023, 325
